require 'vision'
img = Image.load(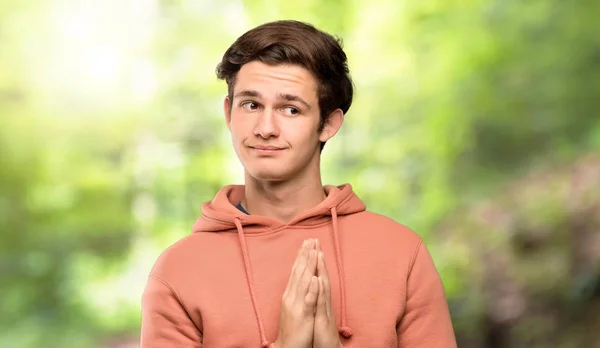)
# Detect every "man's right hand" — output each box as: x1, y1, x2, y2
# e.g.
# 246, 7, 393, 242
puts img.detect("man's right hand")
274, 239, 319, 348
